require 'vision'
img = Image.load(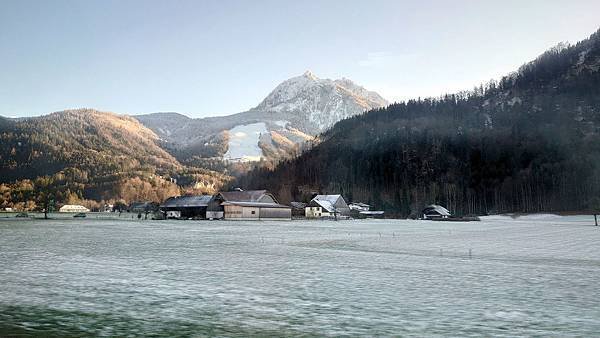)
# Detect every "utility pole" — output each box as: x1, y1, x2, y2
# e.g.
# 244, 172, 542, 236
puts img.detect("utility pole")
595, 214, 598, 226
